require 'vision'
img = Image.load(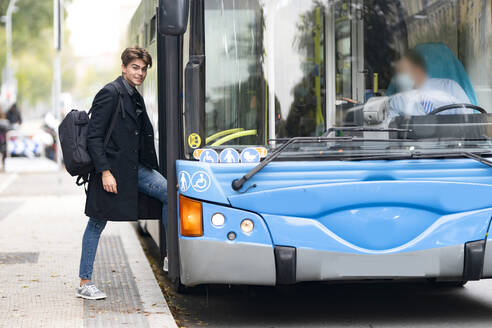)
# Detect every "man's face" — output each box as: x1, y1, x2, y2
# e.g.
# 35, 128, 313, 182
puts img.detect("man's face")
122, 59, 148, 86
396, 57, 426, 88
